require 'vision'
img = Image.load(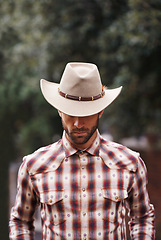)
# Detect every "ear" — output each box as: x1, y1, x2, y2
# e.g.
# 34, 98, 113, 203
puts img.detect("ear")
98, 110, 104, 119
58, 110, 62, 118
